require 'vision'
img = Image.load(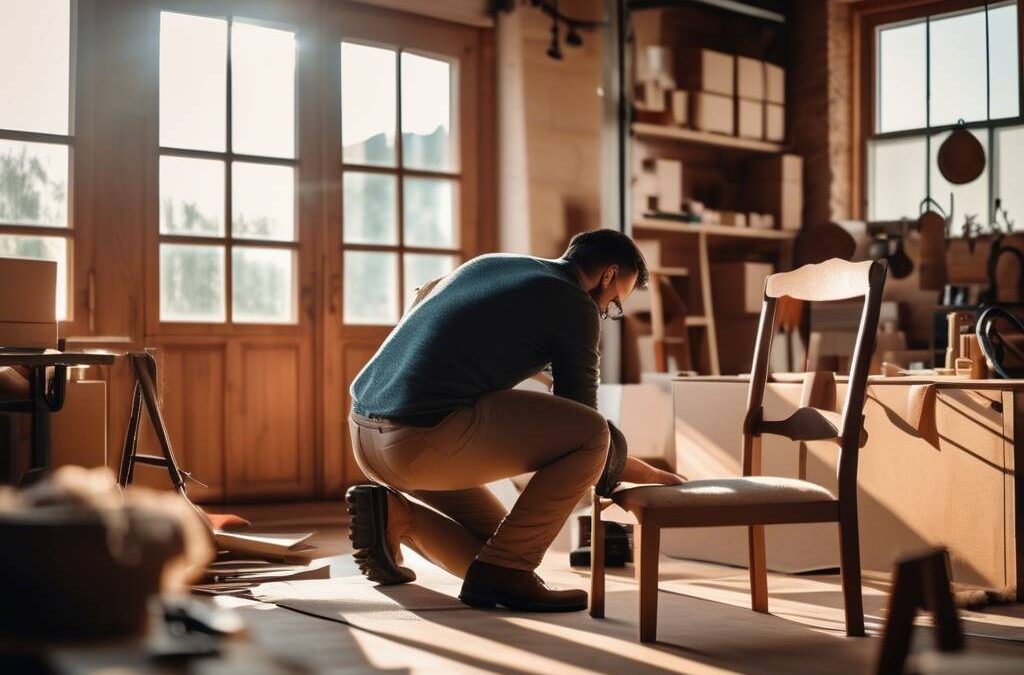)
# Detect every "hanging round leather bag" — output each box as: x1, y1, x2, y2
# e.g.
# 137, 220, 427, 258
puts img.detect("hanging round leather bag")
937, 120, 986, 185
